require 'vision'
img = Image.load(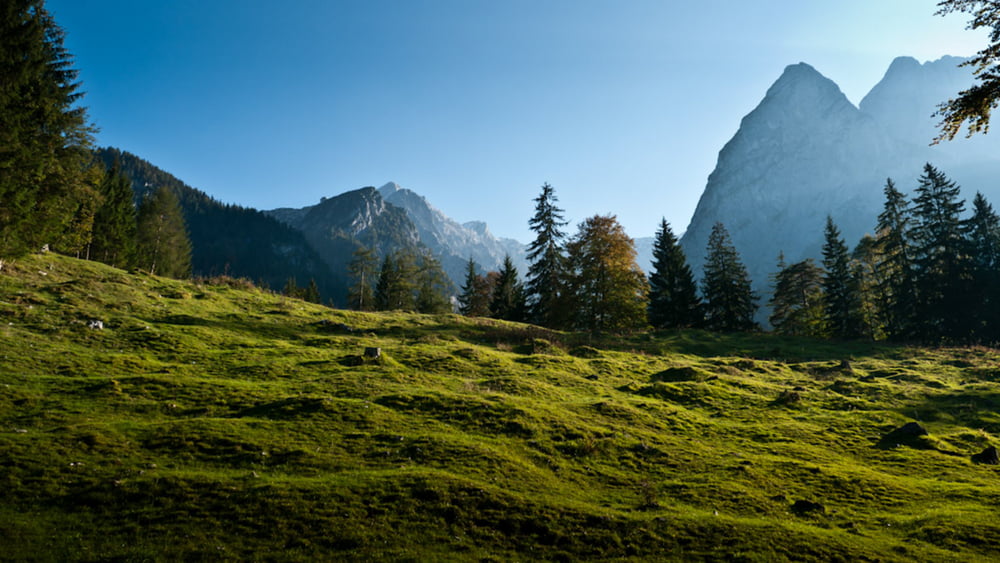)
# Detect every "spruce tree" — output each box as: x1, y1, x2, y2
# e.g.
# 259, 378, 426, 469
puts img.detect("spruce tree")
90, 159, 137, 269
414, 250, 452, 314
0, 1, 96, 256
374, 251, 416, 311
565, 215, 648, 333
821, 216, 862, 339
347, 245, 378, 311
647, 218, 702, 329
909, 164, 970, 341
525, 183, 569, 328
304, 279, 321, 304
701, 222, 758, 332
490, 255, 527, 322
135, 186, 192, 279
874, 178, 916, 340
852, 234, 888, 341
967, 192, 1000, 342
458, 258, 492, 317
769, 257, 825, 337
